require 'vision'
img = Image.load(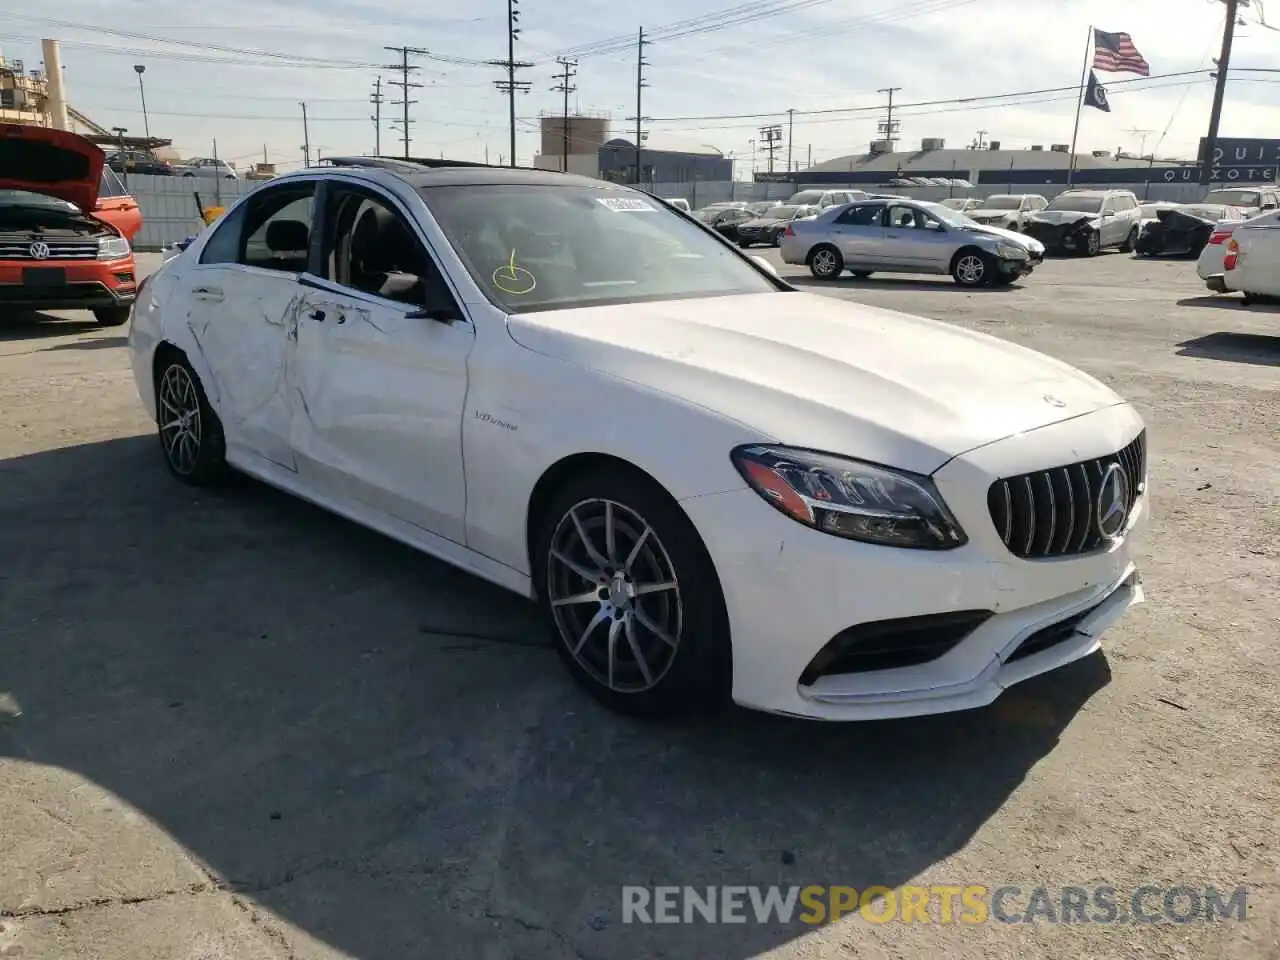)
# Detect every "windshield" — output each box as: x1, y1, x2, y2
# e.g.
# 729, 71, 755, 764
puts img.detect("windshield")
920, 202, 977, 229
746, 202, 776, 214
1204, 189, 1260, 207
788, 191, 822, 205
1181, 204, 1234, 220
979, 196, 1021, 210
0, 189, 80, 212
1045, 195, 1102, 213
422, 184, 779, 313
